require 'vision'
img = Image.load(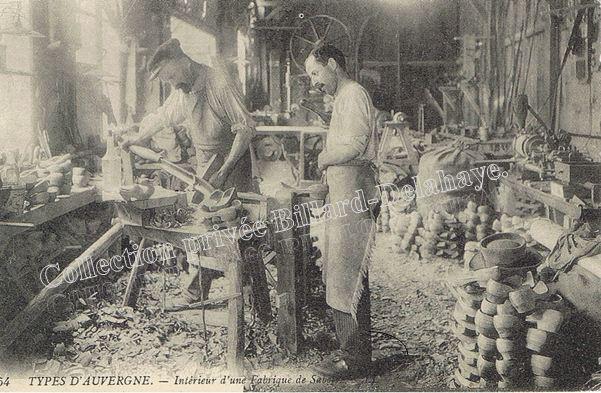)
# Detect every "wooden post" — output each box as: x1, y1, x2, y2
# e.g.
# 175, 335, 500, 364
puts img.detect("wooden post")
122, 238, 148, 307
549, 8, 561, 129
239, 238, 272, 323
273, 190, 301, 353
226, 251, 244, 374
294, 194, 309, 311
